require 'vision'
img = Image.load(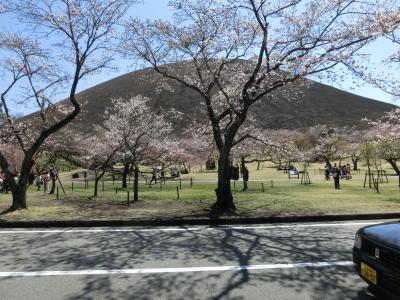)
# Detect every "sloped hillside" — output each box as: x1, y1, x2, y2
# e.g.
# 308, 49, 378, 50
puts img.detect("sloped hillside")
47, 62, 398, 135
